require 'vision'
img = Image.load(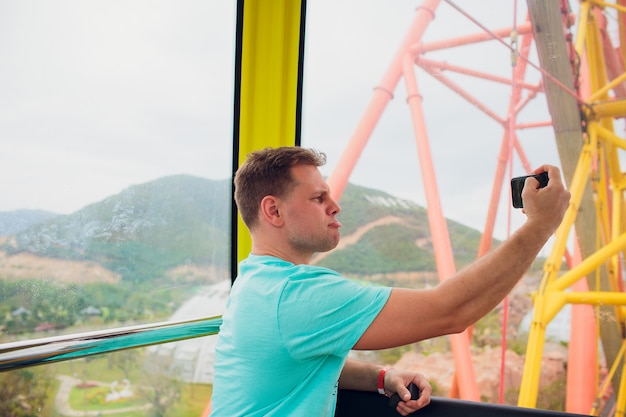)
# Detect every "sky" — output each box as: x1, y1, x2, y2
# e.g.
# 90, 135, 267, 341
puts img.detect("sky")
0, 0, 590, 241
